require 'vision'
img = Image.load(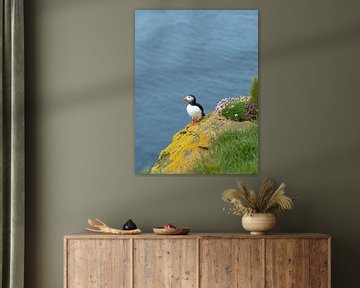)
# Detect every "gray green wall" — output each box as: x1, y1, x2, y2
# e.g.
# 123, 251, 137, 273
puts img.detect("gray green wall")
25, 0, 360, 287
